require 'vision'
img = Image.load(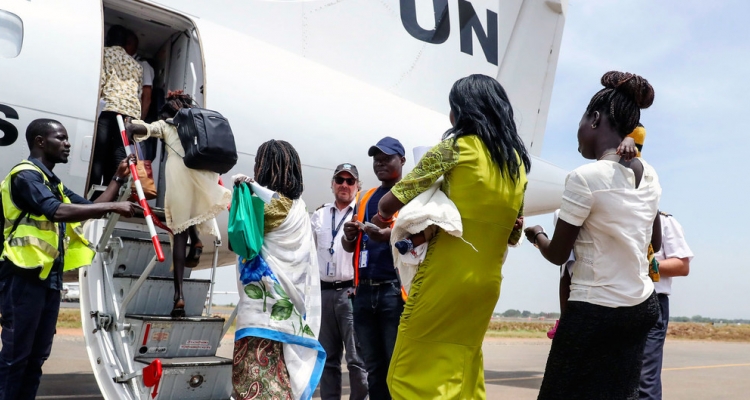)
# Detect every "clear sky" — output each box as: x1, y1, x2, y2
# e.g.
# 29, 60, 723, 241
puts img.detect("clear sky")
197, 0, 750, 319
497, 0, 750, 320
